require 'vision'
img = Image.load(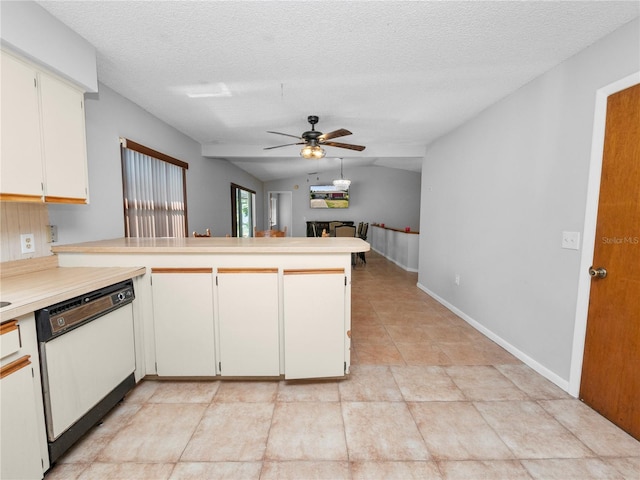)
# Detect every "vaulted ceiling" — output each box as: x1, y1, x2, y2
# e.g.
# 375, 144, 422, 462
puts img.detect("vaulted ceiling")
37, 1, 639, 181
